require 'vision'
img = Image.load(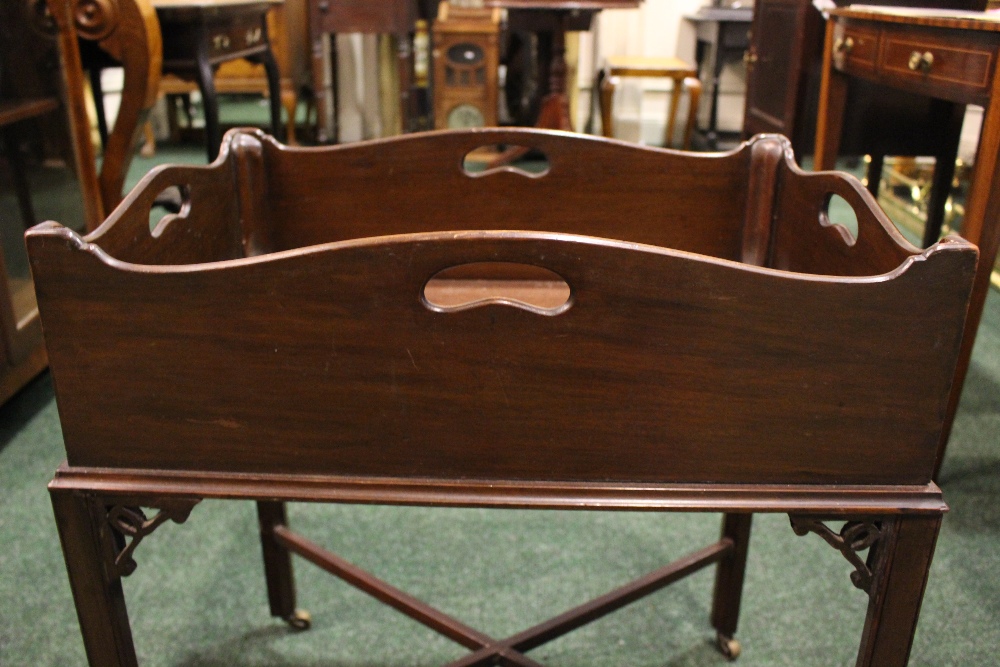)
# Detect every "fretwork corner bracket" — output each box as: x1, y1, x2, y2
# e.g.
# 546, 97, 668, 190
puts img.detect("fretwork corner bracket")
98, 498, 200, 579
788, 515, 891, 595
